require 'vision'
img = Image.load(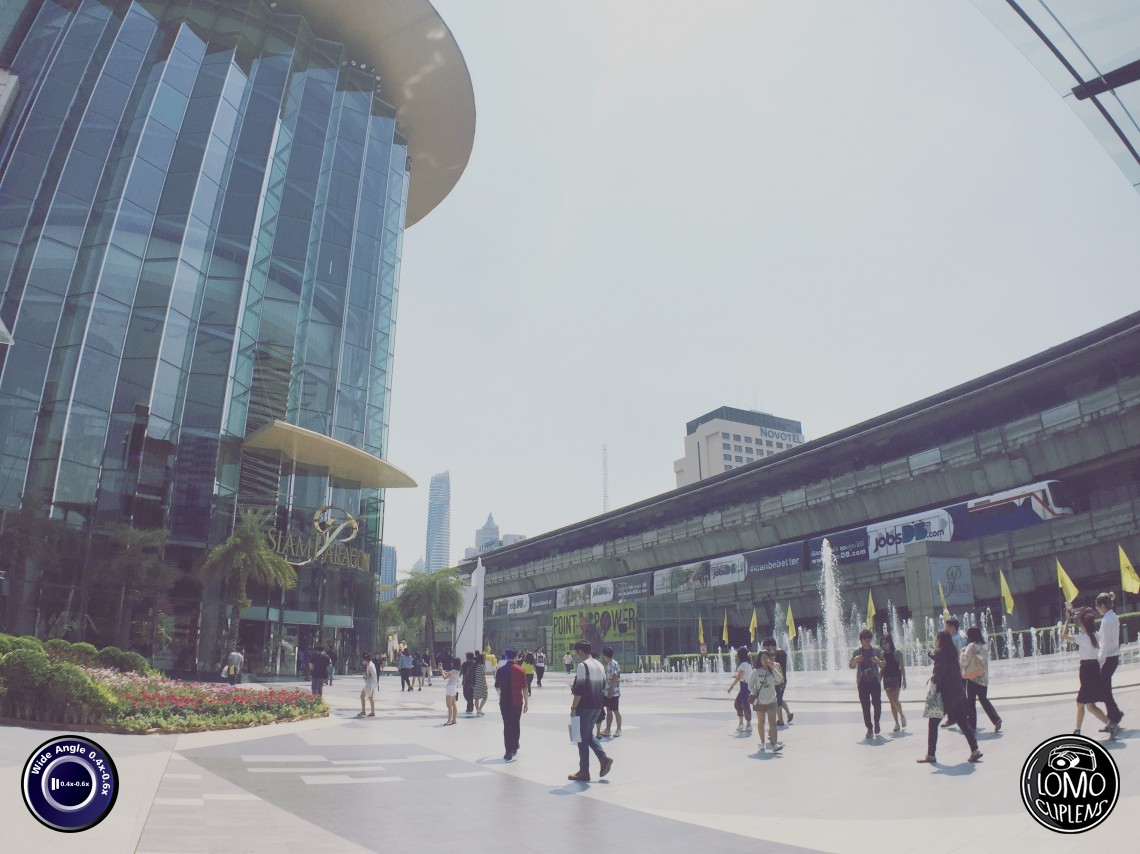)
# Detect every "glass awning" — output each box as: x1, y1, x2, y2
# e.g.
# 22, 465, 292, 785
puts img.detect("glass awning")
243, 420, 416, 489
